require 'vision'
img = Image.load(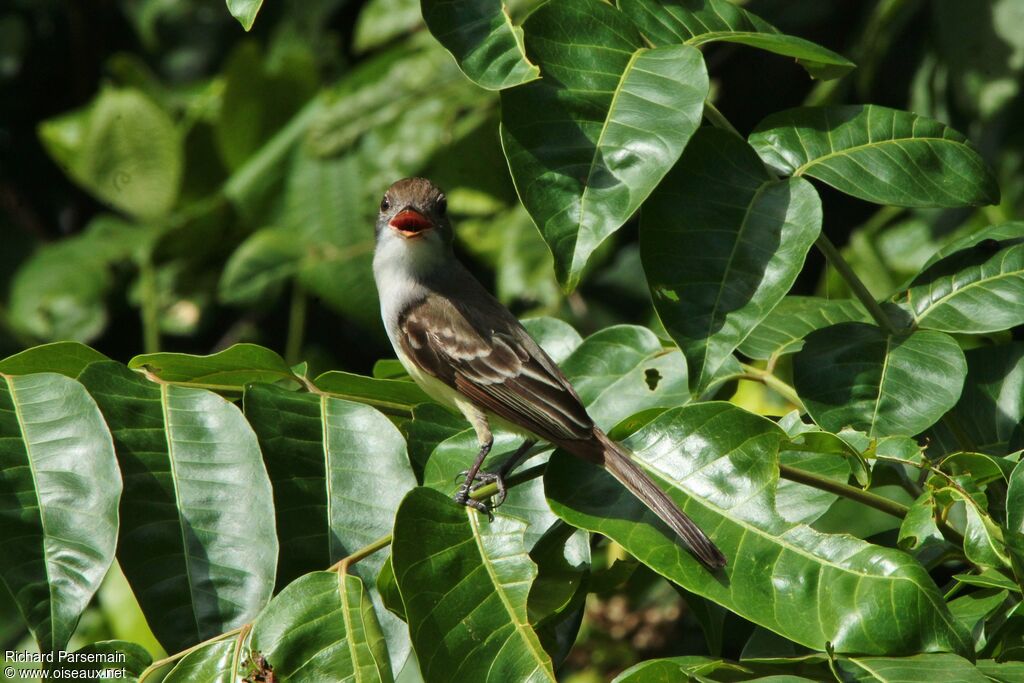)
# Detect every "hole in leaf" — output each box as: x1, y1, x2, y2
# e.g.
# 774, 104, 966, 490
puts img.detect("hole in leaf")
644, 368, 661, 391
